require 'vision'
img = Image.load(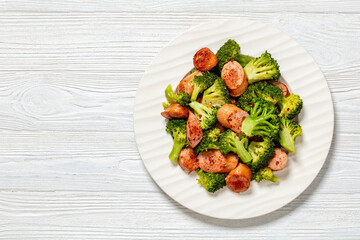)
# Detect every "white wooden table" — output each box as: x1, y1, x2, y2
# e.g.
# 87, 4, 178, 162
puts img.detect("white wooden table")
0, 1, 359, 239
